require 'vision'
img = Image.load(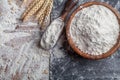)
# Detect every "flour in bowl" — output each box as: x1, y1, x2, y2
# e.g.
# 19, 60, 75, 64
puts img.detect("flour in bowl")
70, 5, 120, 55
